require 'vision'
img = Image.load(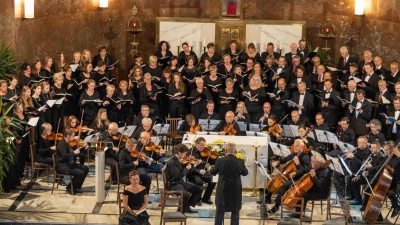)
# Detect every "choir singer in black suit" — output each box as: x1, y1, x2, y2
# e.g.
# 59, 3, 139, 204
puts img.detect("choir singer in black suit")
386, 96, 400, 141
319, 79, 341, 130
346, 89, 372, 137
289, 81, 314, 120
210, 142, 248, 225
55, 128, 89, 195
